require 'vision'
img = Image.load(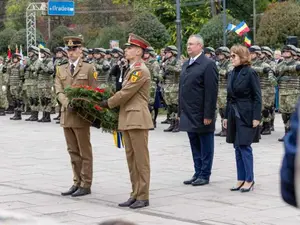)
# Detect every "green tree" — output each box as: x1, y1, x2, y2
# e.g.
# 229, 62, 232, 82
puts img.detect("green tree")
0, 28, 17, 54
9, 29, 45, 51
127, 12, 170, 49
47, 25, 77, 52
256, 1, 300, 48
200, 14, 243, 48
